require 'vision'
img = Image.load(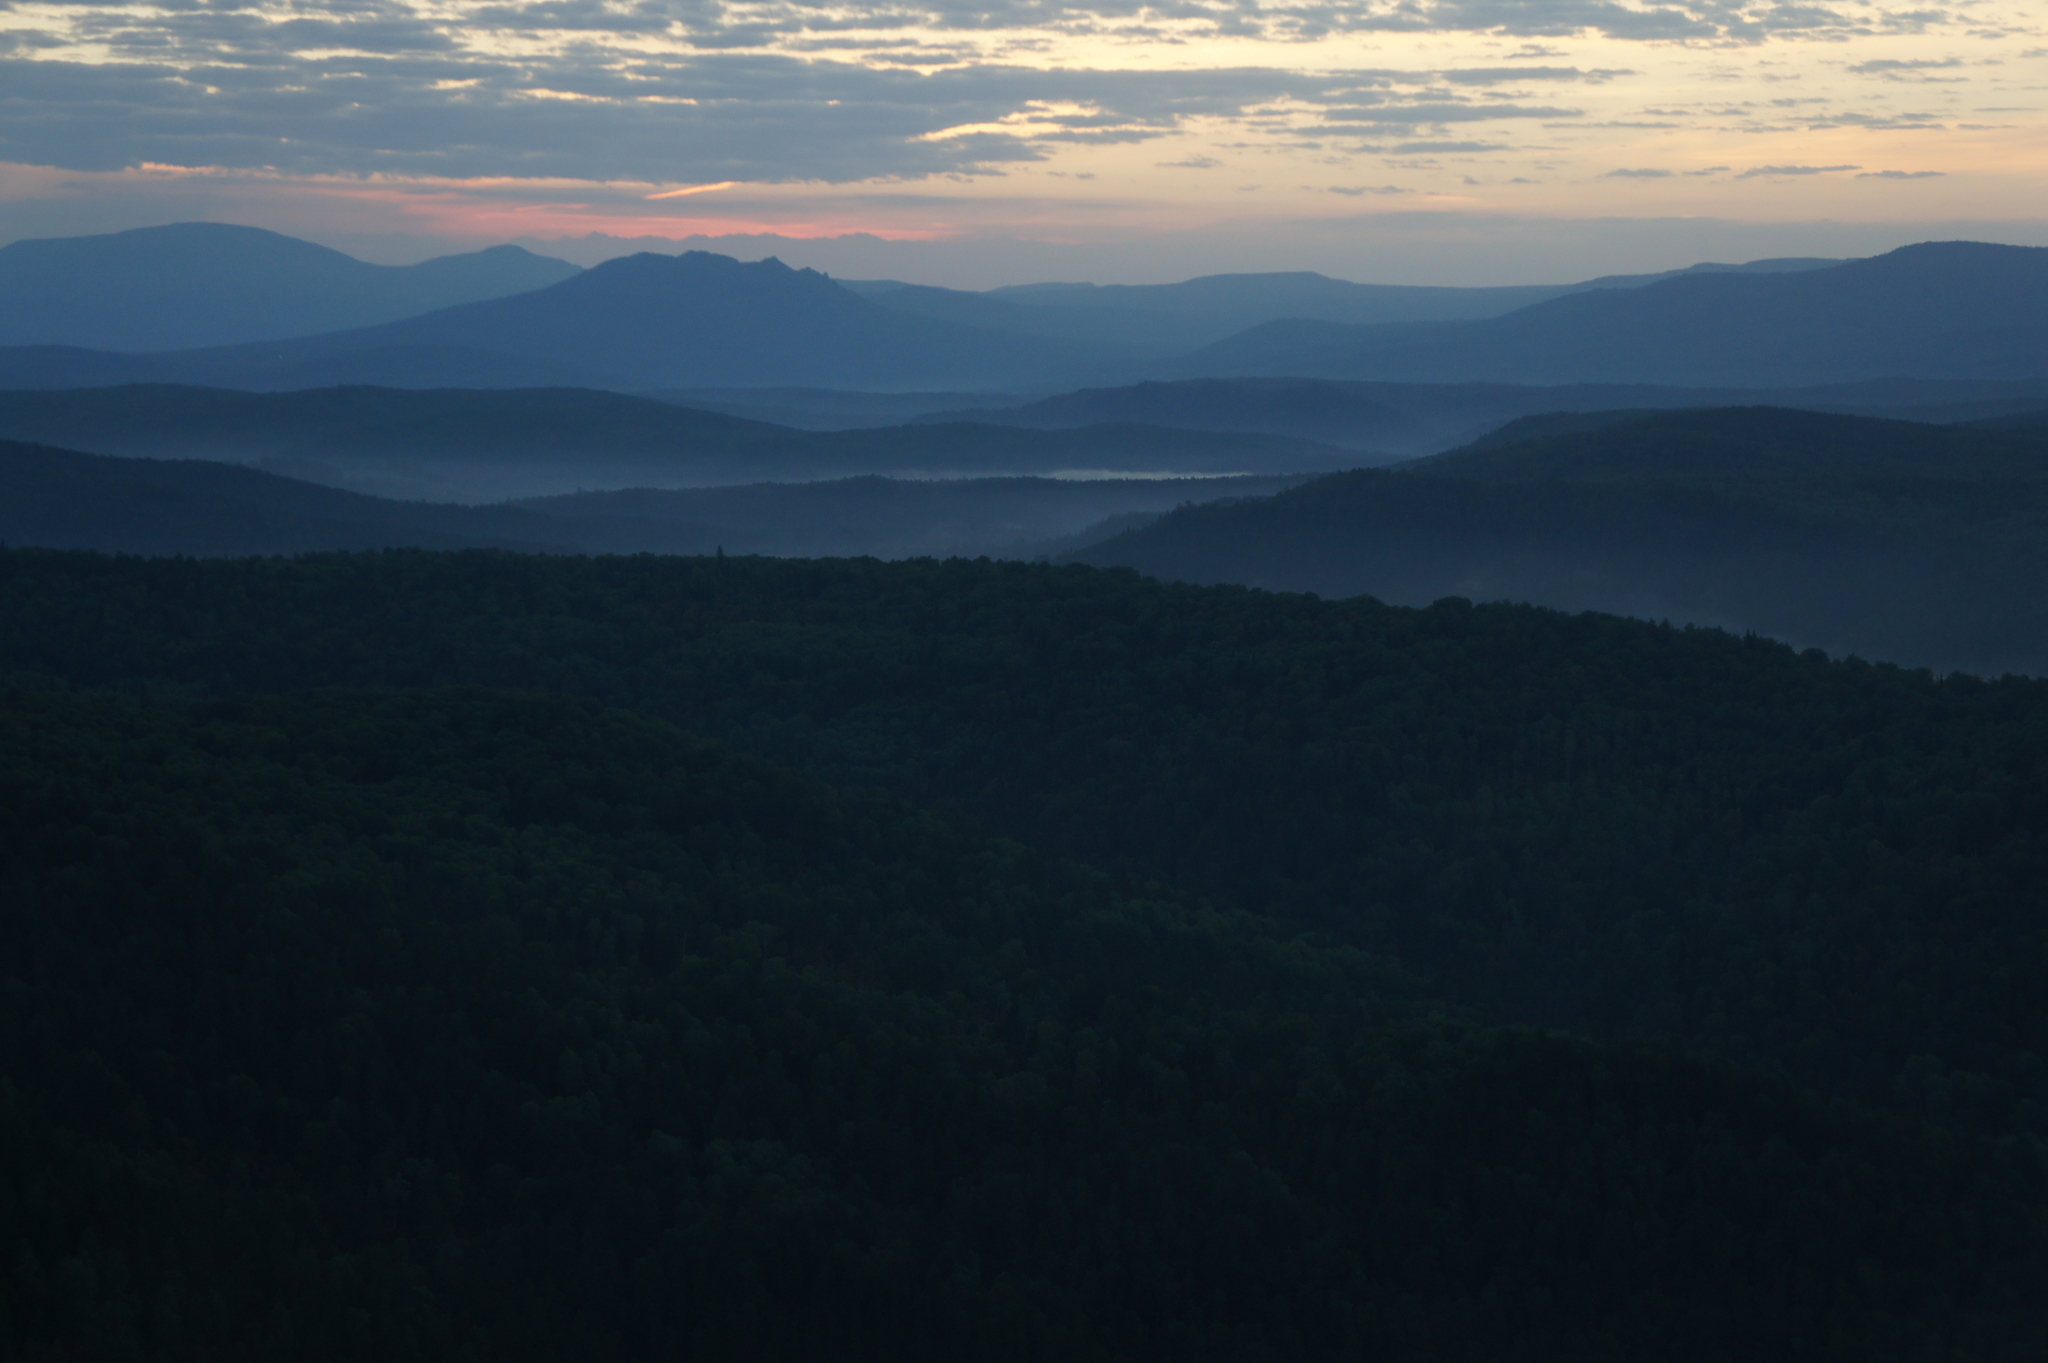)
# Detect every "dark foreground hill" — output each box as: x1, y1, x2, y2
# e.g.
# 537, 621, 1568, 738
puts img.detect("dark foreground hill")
9, 549, 2048, 1150
1075, 406, 2048, 675
0, 385, 1349, 500
0, 439, 588, 555
1176, 242, 2048, 387
0, 223, 579, 352
9, 684, 2044, 1361
0, 438, 1299, 559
